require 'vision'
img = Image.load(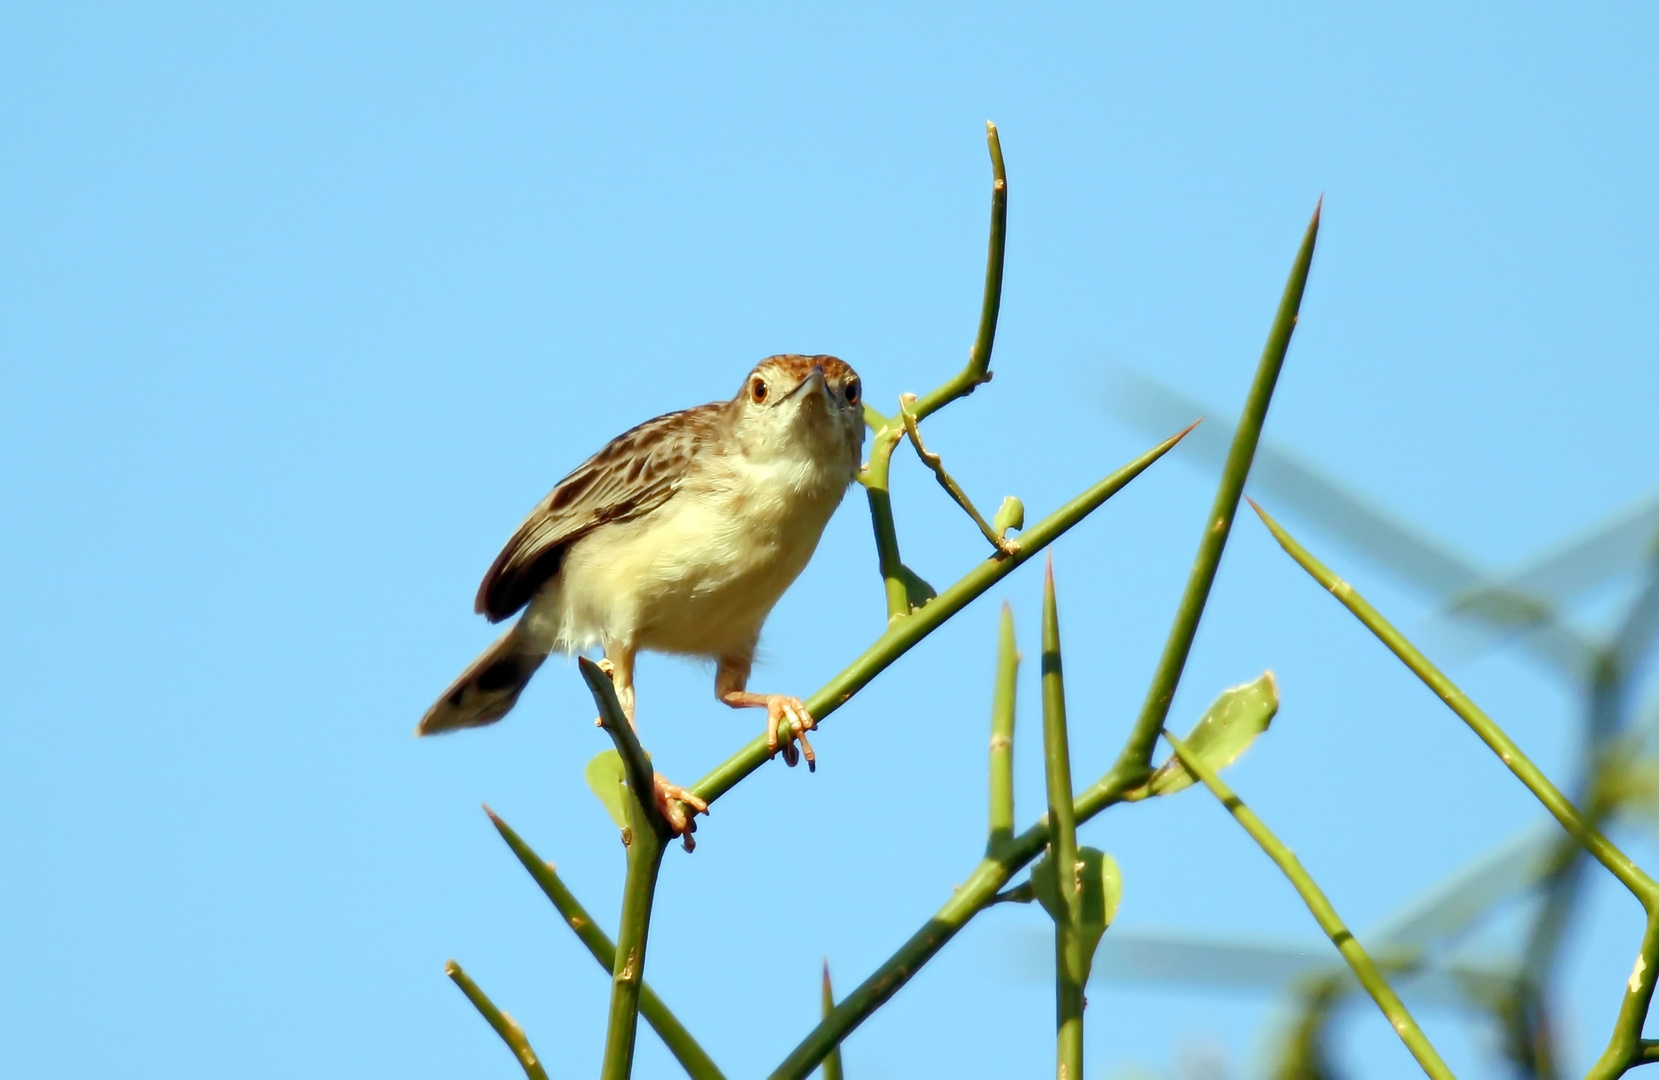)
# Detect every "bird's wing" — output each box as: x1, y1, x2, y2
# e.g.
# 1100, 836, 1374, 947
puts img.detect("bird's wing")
475, 402, 725, 621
